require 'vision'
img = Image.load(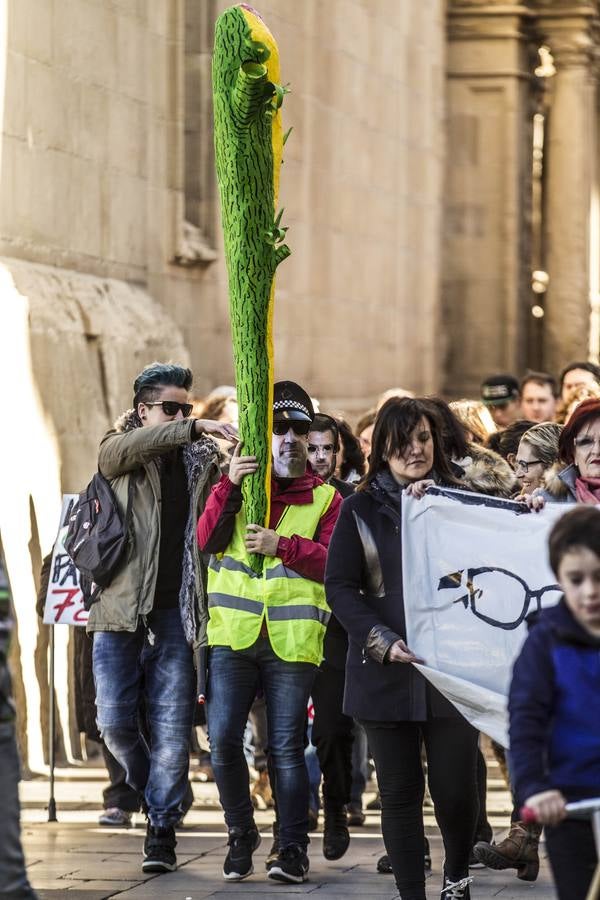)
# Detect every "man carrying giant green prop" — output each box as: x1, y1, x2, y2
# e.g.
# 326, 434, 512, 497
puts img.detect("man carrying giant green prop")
197, 382, 342, 884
